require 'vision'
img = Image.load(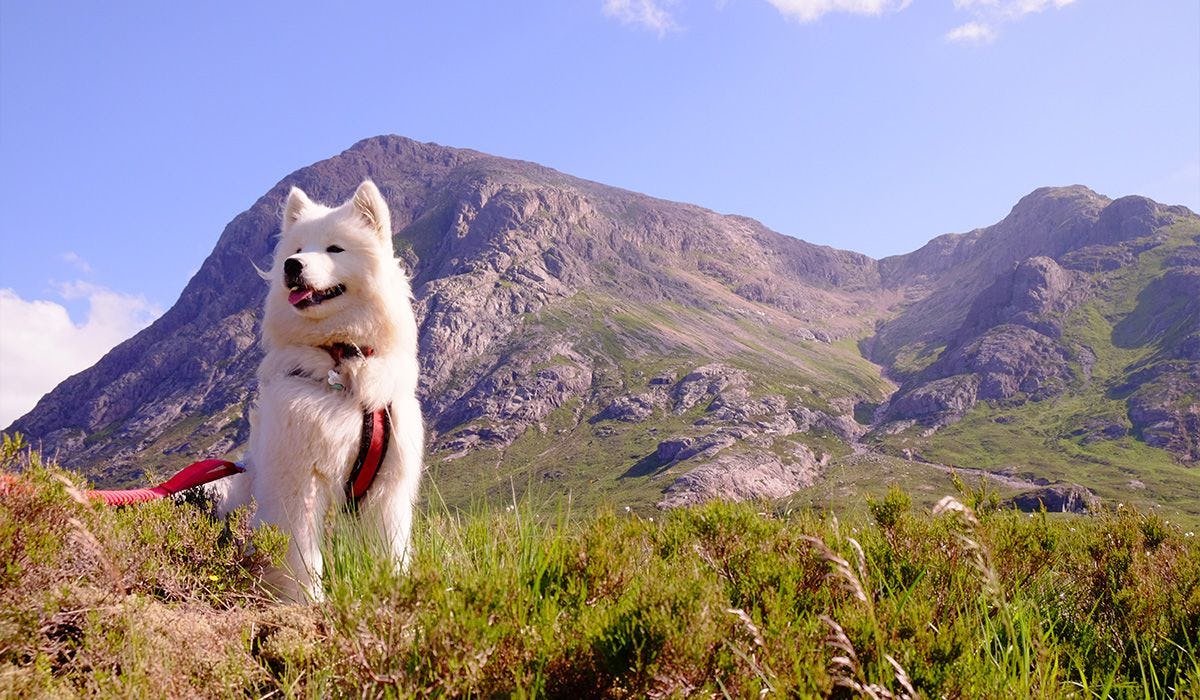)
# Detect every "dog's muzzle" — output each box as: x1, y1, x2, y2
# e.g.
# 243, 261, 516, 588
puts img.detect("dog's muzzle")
283, 257, 346, 309
284, 257, 305, 289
